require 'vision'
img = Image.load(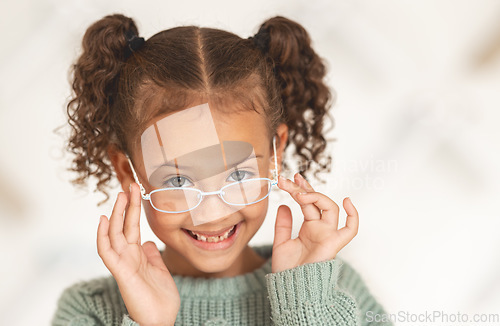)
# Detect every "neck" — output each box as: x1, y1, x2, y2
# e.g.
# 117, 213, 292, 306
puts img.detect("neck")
161, 245, 266, 278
